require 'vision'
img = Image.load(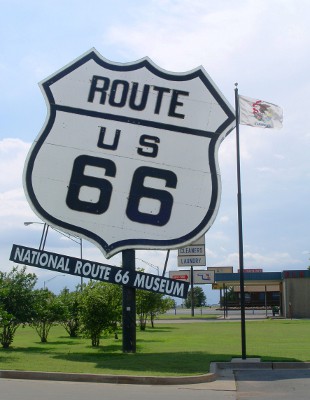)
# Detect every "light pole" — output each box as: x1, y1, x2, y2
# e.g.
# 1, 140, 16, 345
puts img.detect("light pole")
53, 229, 83, 287
43, 274, 65, 289
24, 221, 84, 287
136, 258, 160, 275
24, 221, 48, 250
52, 228, 83, 287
